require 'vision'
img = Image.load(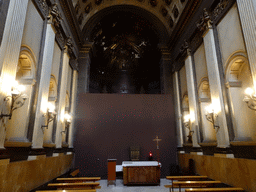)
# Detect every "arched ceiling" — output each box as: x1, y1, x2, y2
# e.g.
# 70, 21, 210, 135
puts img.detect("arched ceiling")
72, 0, 189, 45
